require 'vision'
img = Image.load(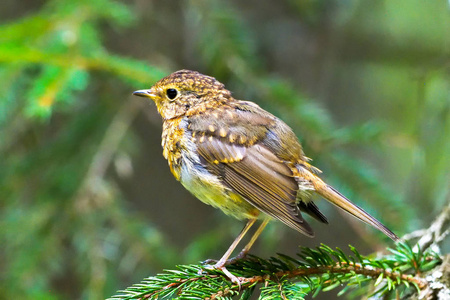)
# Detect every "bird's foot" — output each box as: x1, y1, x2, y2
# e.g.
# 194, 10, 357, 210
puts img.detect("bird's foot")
201, 258, 217, 265
216, 265, 243, 289
201, 263, 244, 289
201, 250, 248, 266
